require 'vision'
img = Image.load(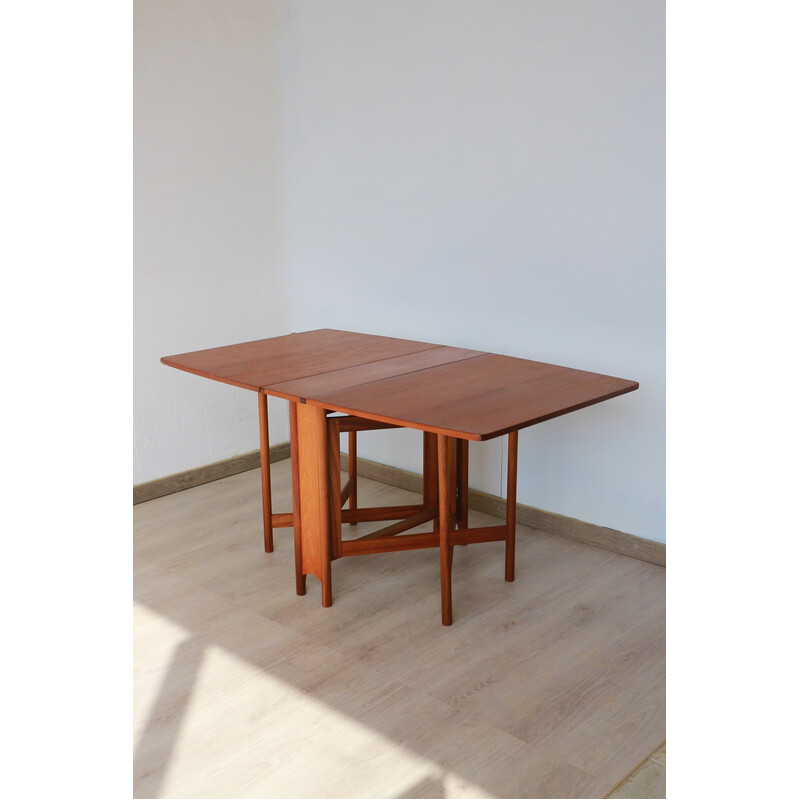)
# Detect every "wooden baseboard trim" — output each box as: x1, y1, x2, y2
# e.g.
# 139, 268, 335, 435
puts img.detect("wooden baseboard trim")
133, 442, 291, 505
134, 445, 664, 567
341, 452, 665, 568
